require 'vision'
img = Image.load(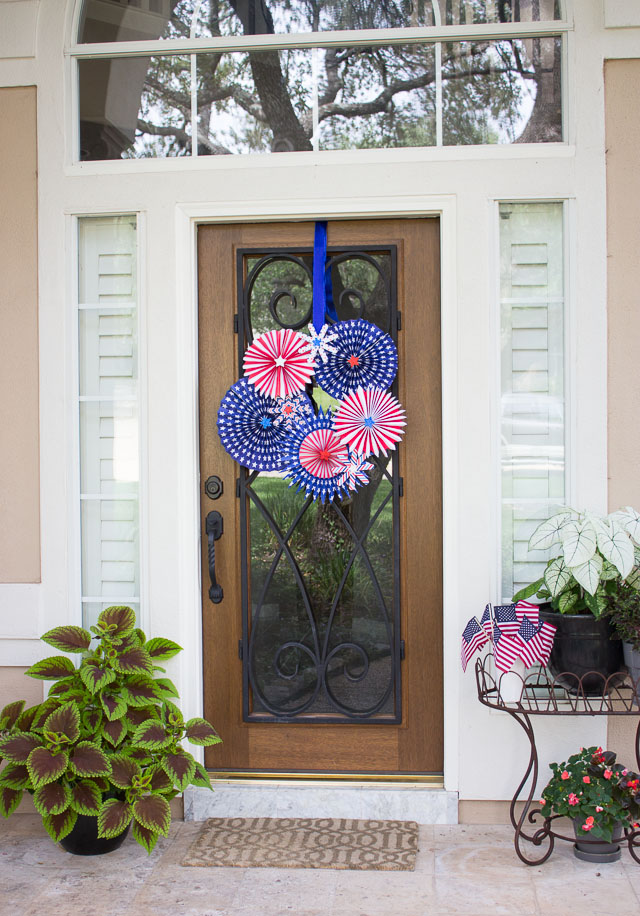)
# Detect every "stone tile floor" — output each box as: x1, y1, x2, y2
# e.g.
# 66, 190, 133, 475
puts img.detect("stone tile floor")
2, 816, 640, 916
